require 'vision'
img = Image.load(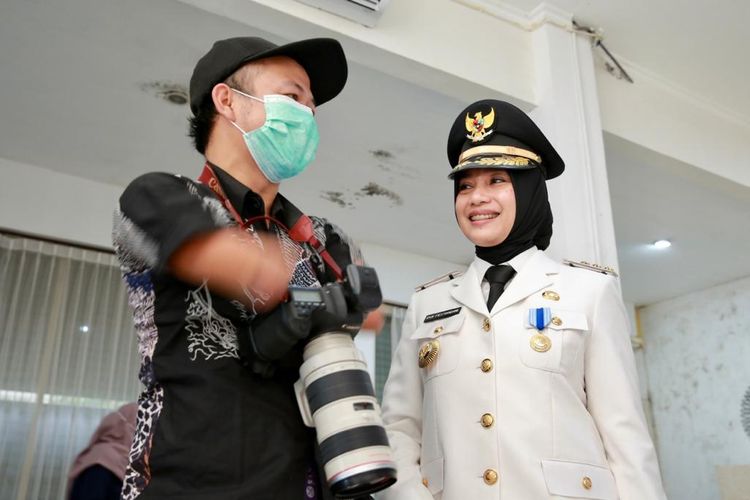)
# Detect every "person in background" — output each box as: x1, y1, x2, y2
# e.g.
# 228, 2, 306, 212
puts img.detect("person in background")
67, 403, 137, 500
378, 99, 667, 499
